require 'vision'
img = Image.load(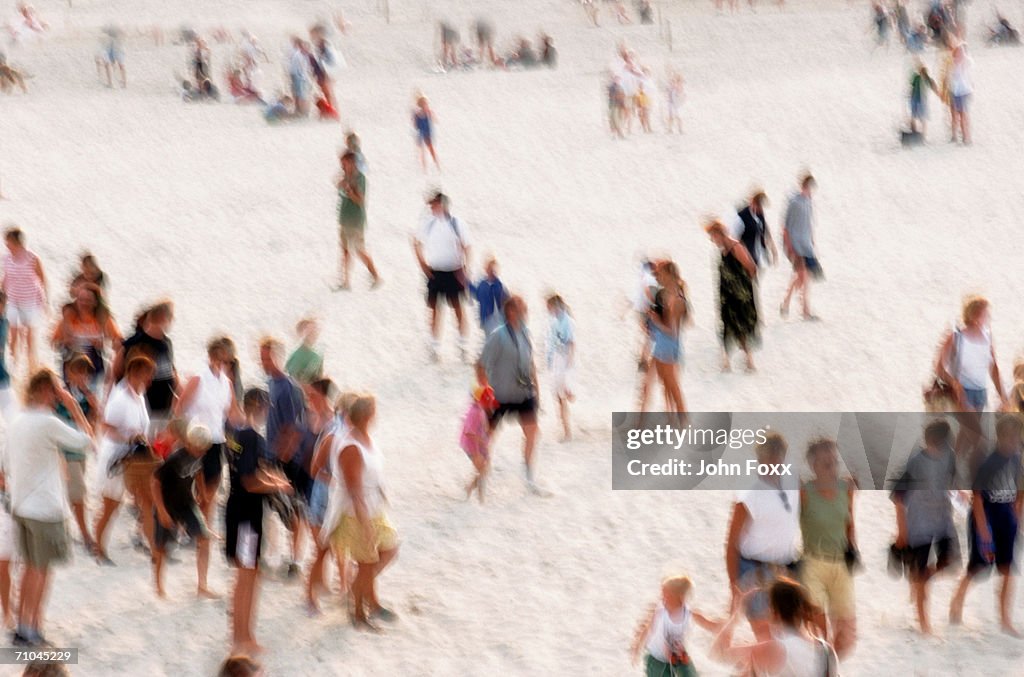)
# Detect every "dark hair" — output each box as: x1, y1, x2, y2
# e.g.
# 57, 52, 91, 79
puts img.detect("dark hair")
341, 150, 356, 163
22, 662, 71, 677
4, 226, 24, 244
800, 173, 816, 190
218, 655, 262, 677
135, 300, 174, 331
923, 419, 952, 447
243, 387, 270, 415
768, 578, 820, 630
310, 378, 335, 398
24, 369, 58, 404
66, 352, 96, 375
